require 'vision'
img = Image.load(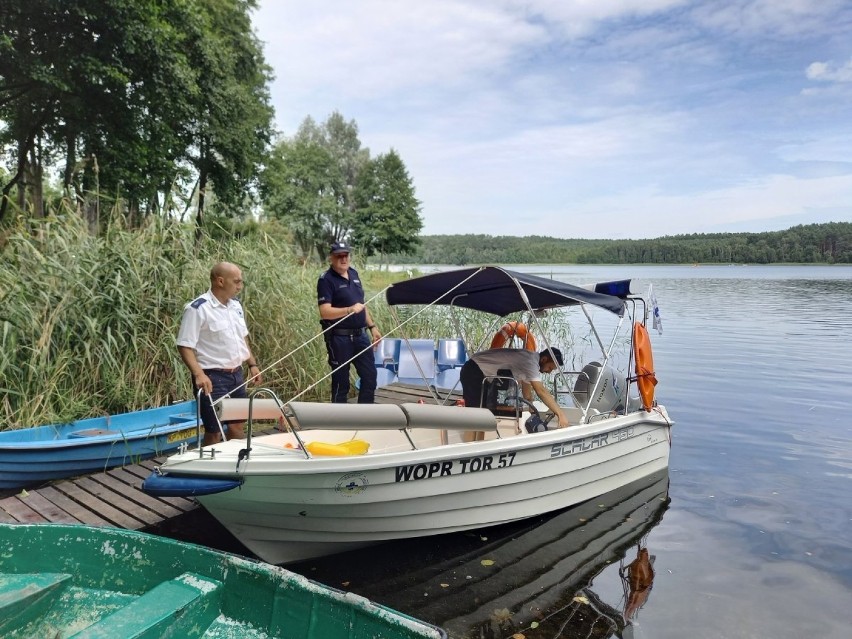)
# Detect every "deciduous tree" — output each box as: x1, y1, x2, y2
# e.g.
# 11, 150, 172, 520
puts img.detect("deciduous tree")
0, 0, 273, 228
352, 149, 422, 264
261, 112, 370, 259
